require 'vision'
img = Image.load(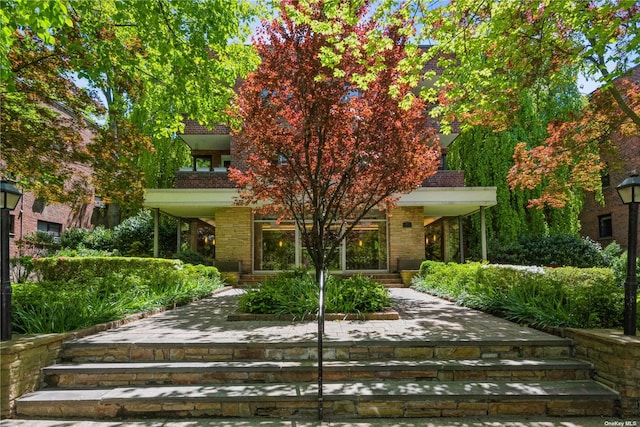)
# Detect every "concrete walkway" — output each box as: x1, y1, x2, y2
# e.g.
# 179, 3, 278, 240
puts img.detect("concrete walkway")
63, 287, 566, 346
2, 287, 633, 426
